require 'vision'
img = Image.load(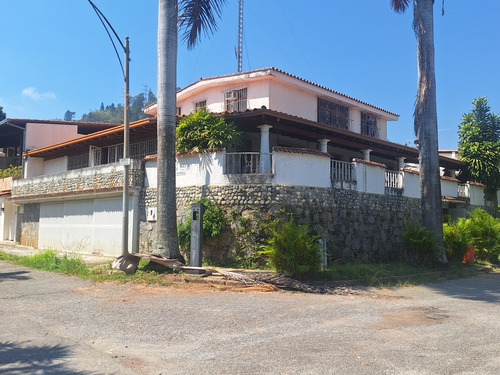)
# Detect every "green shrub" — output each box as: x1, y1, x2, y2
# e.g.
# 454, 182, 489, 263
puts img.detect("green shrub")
0, 165, 21, 178
443, 218, 471, 262
177, 197, 226, 250
260, 218, 321, 277
176, 108, 243, 154
401, 219, 438, 265
465, 208, 500, 262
